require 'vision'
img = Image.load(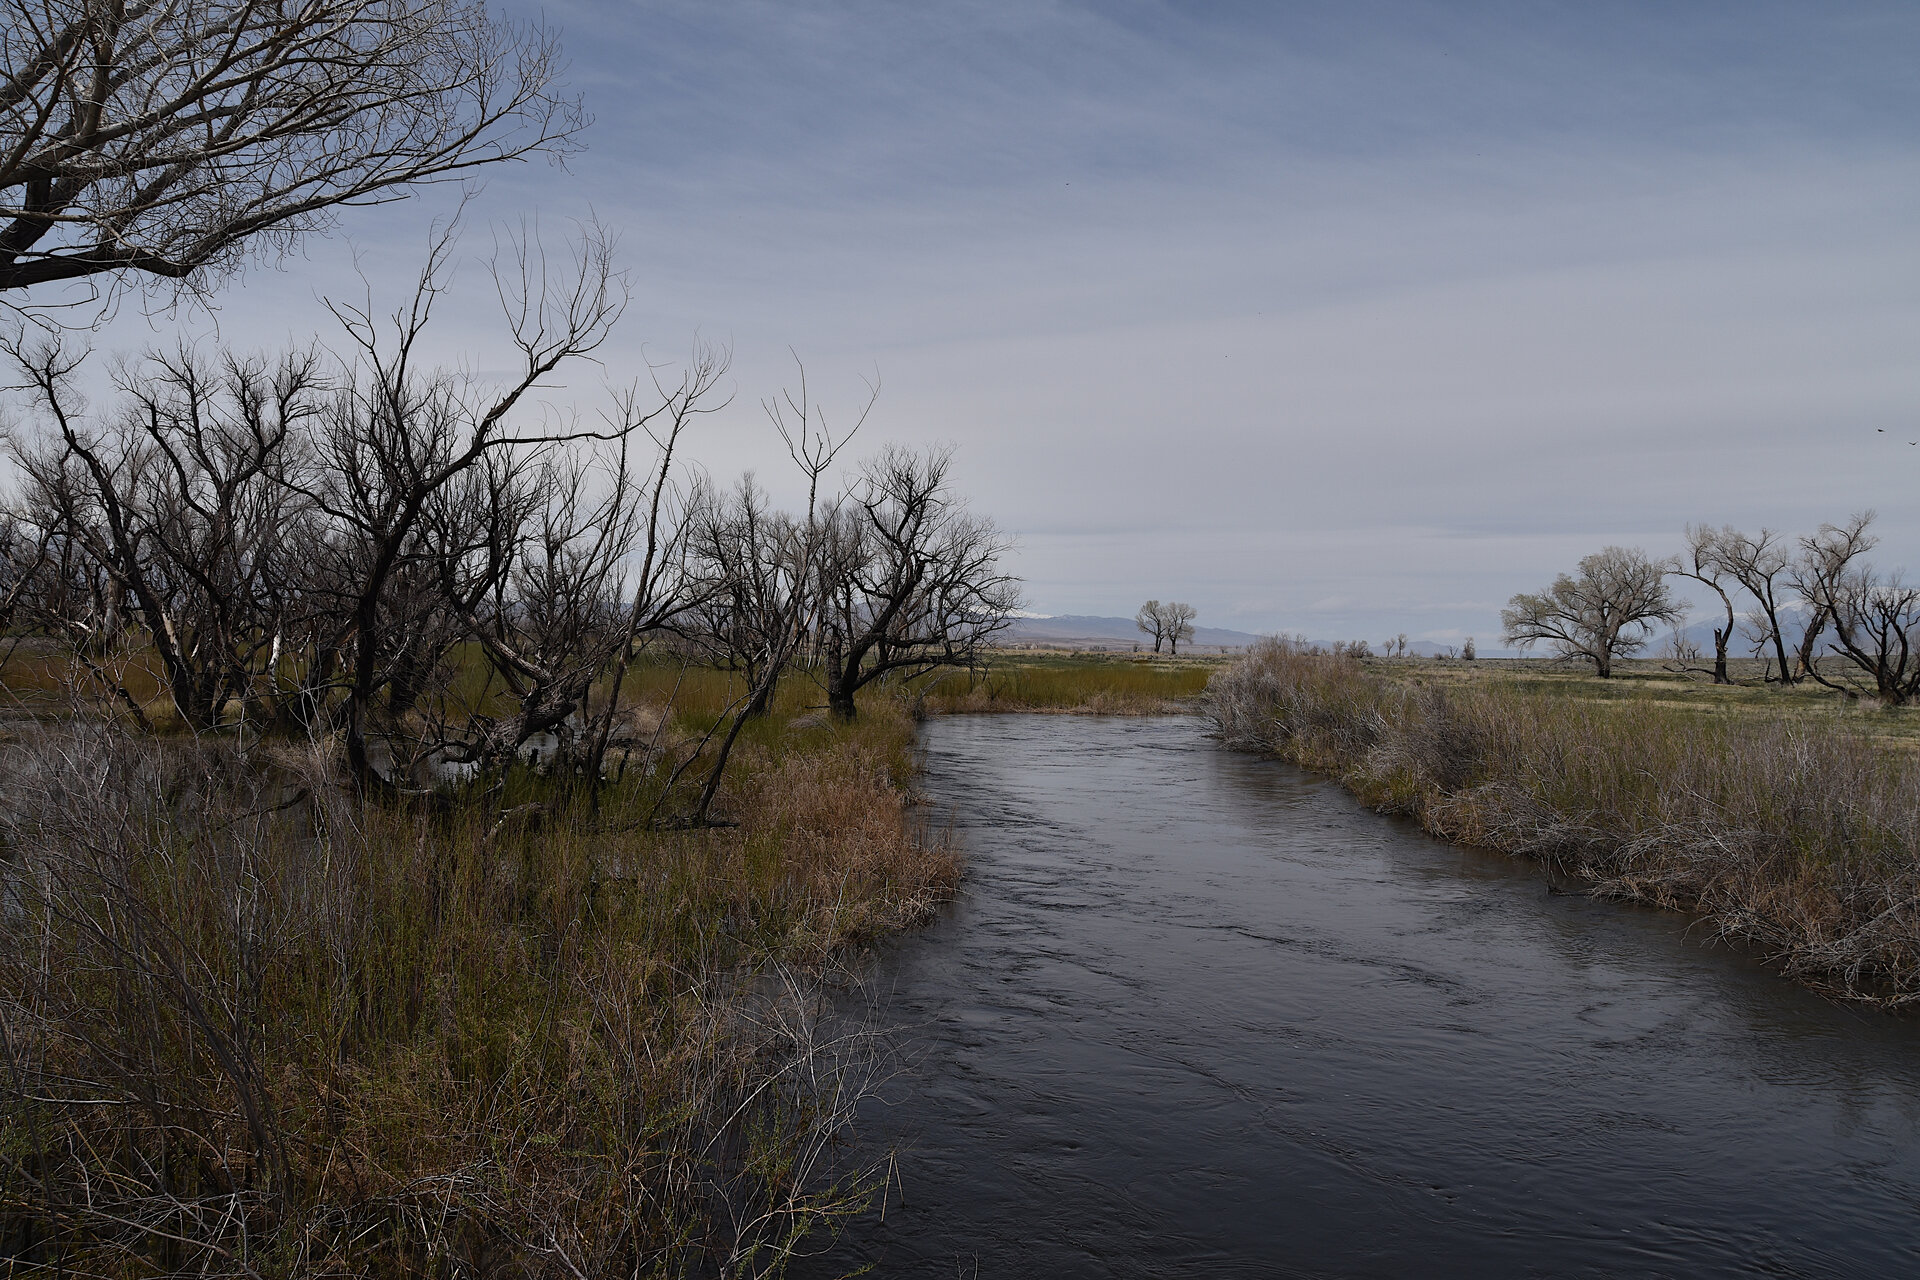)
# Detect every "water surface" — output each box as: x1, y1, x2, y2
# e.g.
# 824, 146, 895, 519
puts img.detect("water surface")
803, 715, 1920, 1278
